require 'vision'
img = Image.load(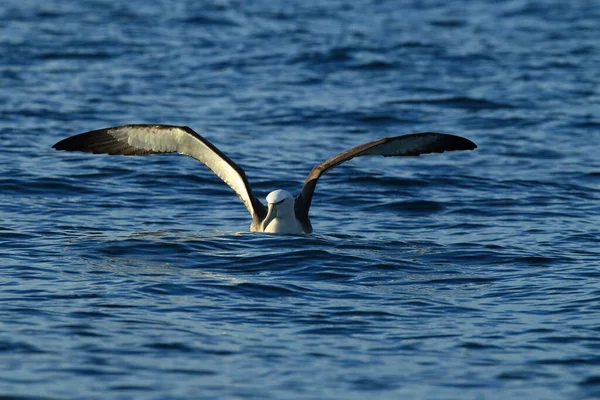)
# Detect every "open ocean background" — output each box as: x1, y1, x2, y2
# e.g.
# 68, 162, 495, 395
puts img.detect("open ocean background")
1, 0, 599, 399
